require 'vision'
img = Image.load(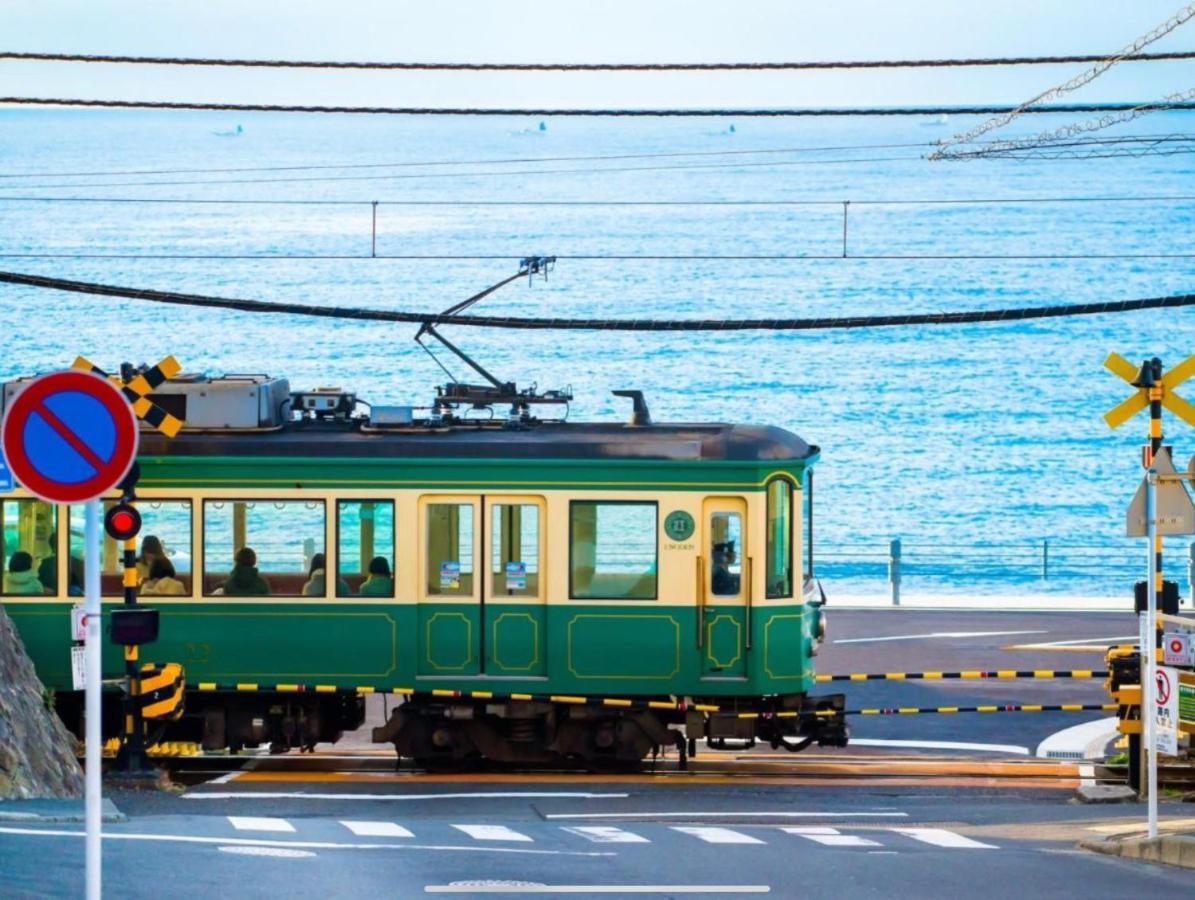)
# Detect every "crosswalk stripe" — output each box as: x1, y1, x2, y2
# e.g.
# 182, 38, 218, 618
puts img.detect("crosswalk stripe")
893, 828, 997, 849
671, 826, 764, 845
561, 825, 650, 844
452, 824, 534, 842
781, 827, 881, 847
227, 816, 295, 833
340, 821, 414, 838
